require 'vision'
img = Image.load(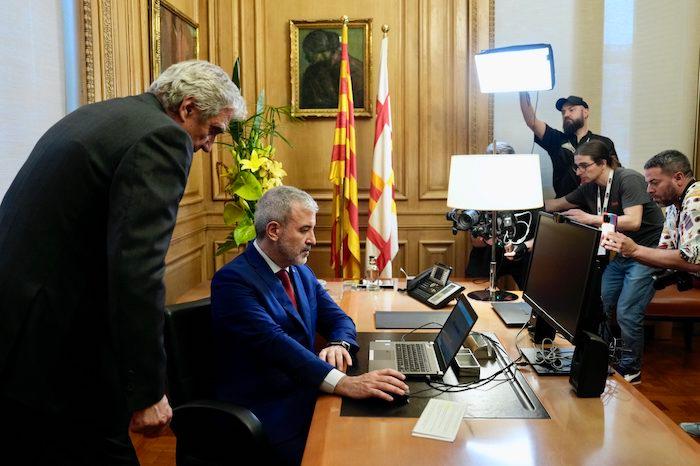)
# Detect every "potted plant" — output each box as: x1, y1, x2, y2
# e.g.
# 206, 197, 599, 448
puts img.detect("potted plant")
216, 59, 296, 255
